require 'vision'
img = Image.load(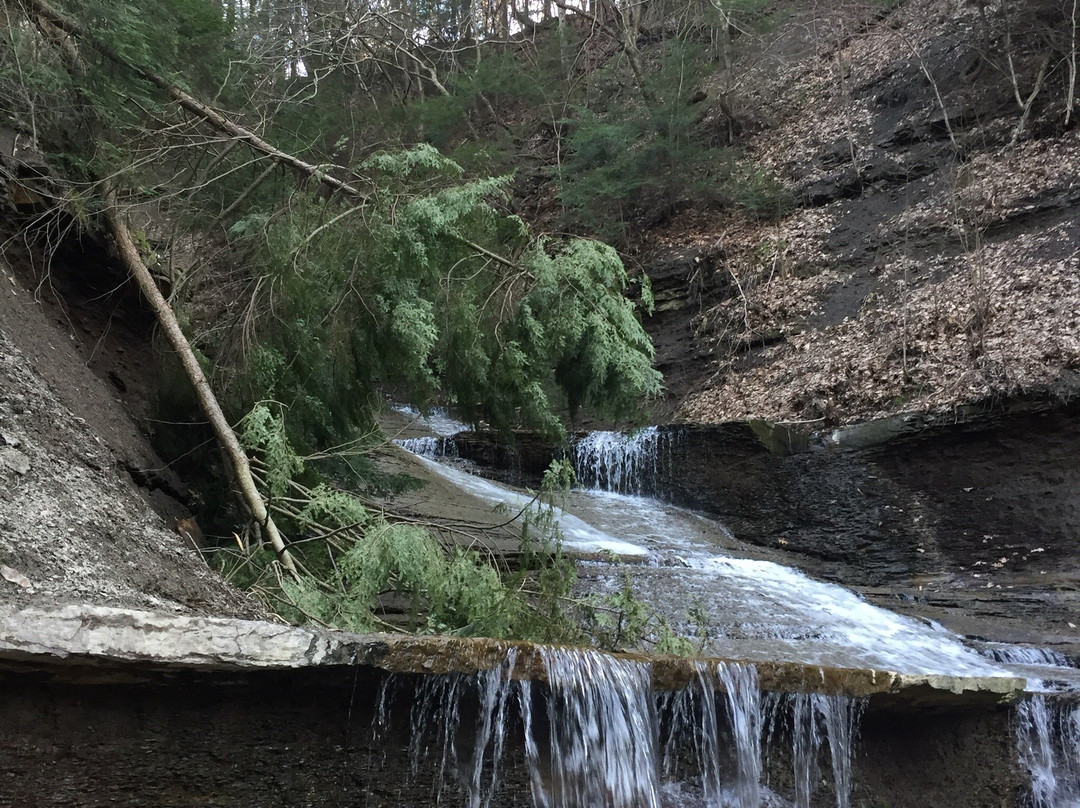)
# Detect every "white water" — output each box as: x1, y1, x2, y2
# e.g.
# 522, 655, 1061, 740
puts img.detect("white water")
402, 442, 1011, 678
396, 435, 458, 459
983, 645, 1077, 669
407, 453, 653, 559
393, 422, 1080, 804
659, 662, 766, 808
760, 692, 864, 808
1017, 696, 1080, 808
391, 403, 470, 437
532, 648, 661, 808
373, 648, 863, 808
573, 428, 681, 497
